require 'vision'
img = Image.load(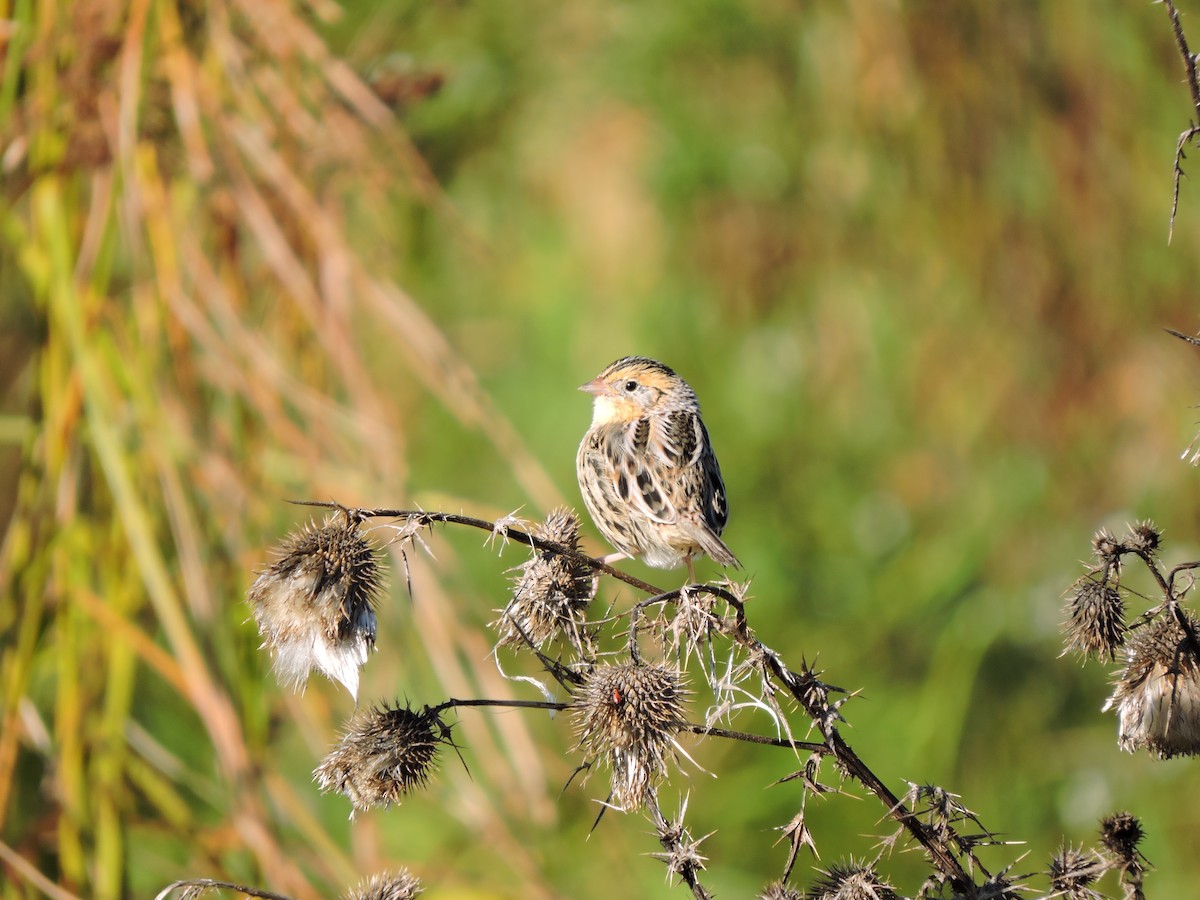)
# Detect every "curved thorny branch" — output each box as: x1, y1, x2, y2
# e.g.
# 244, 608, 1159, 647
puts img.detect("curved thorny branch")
1164, 0, 1200, 241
